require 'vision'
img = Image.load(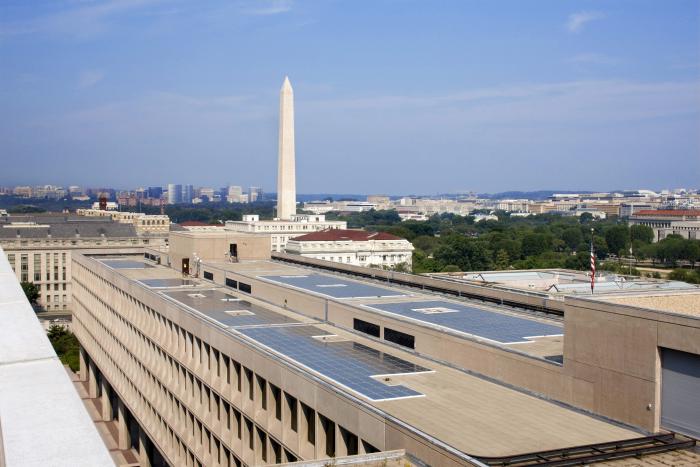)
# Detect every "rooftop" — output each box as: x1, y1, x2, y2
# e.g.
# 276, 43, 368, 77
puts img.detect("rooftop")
290, 229, 404, 242
0, 248, 113, 466
84, 253, 658, 460
0, 215, 138, 239
431, 269, 700, 297
633, 210, 700, 217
